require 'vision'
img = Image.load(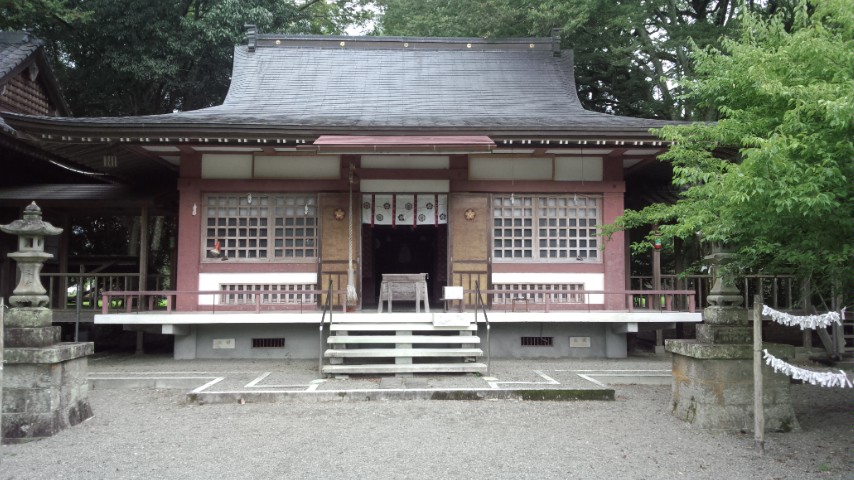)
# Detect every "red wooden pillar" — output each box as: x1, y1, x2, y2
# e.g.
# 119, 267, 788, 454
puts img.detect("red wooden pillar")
176, 153, 202, 311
